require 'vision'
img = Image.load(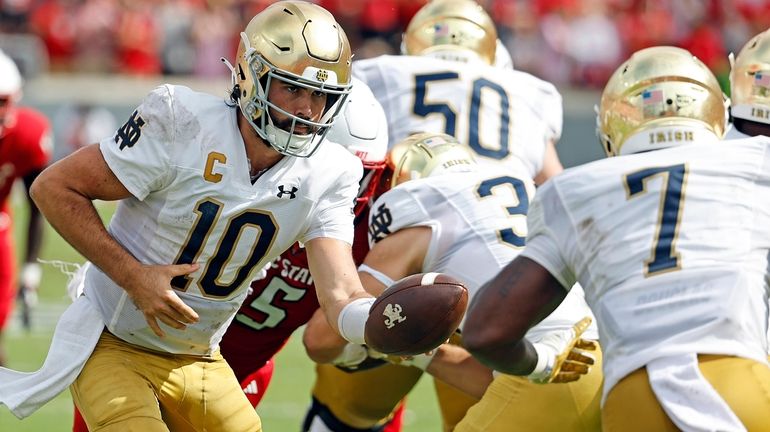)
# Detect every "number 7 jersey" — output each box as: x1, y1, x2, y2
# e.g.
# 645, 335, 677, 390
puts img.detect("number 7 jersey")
83, 84, 362, 356
521, 136, 770, 401
353, 55, 561, 178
